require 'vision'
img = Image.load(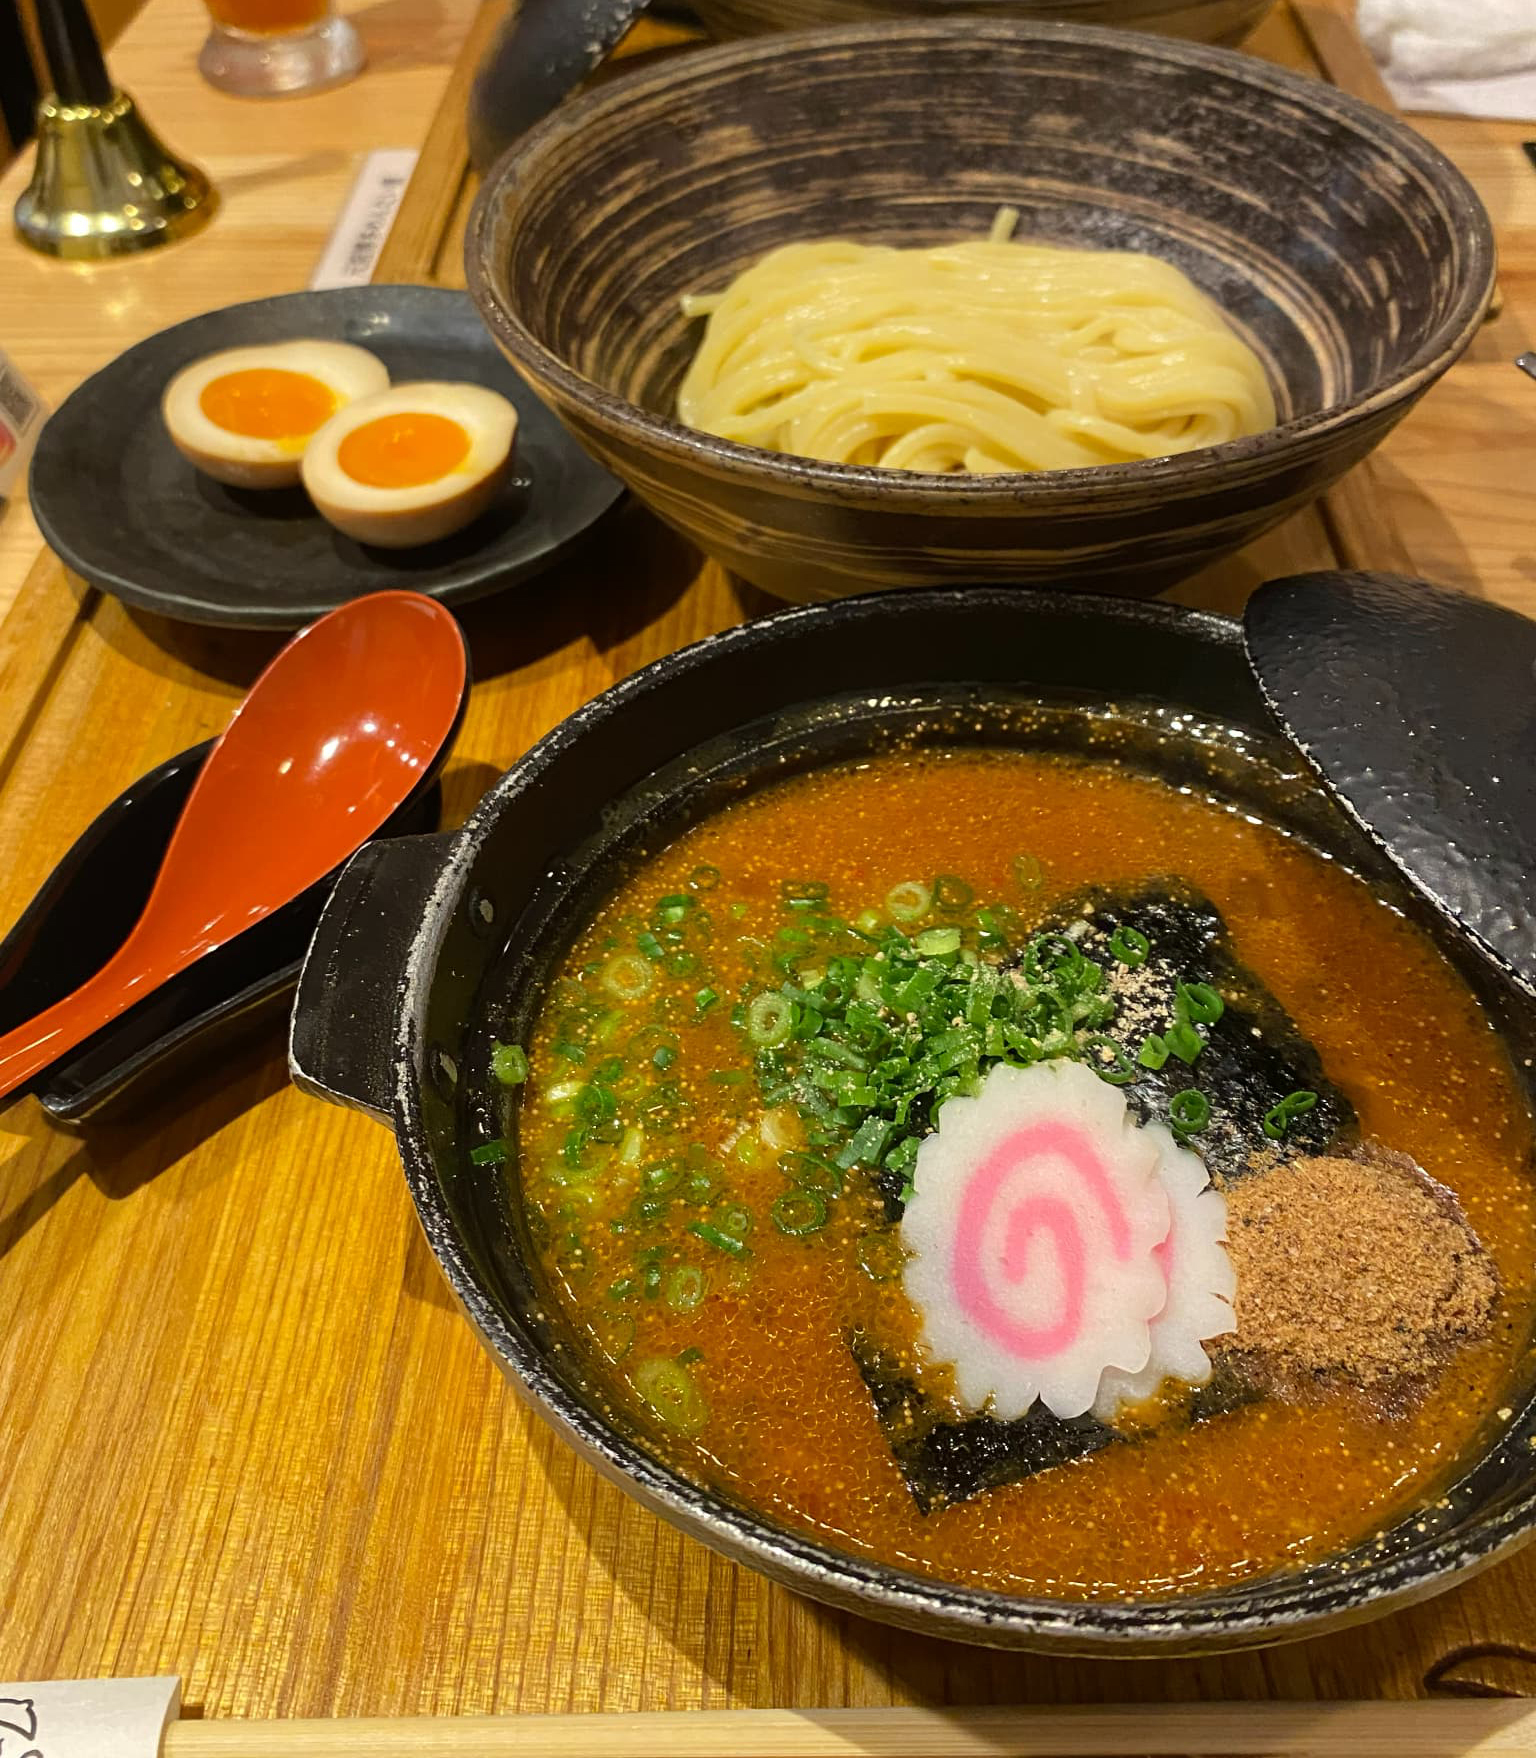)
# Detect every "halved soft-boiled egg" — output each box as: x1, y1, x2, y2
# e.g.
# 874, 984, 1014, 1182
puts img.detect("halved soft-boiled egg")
162, 340, 389, 490
302, 382, 517, 548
